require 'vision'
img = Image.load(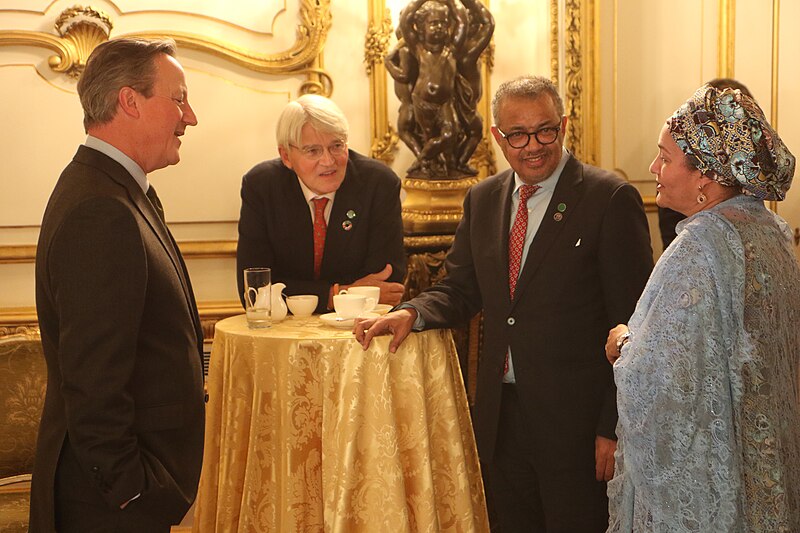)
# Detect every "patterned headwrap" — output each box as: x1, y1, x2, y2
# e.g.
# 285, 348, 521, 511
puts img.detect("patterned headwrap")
668, 84, 795, 201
